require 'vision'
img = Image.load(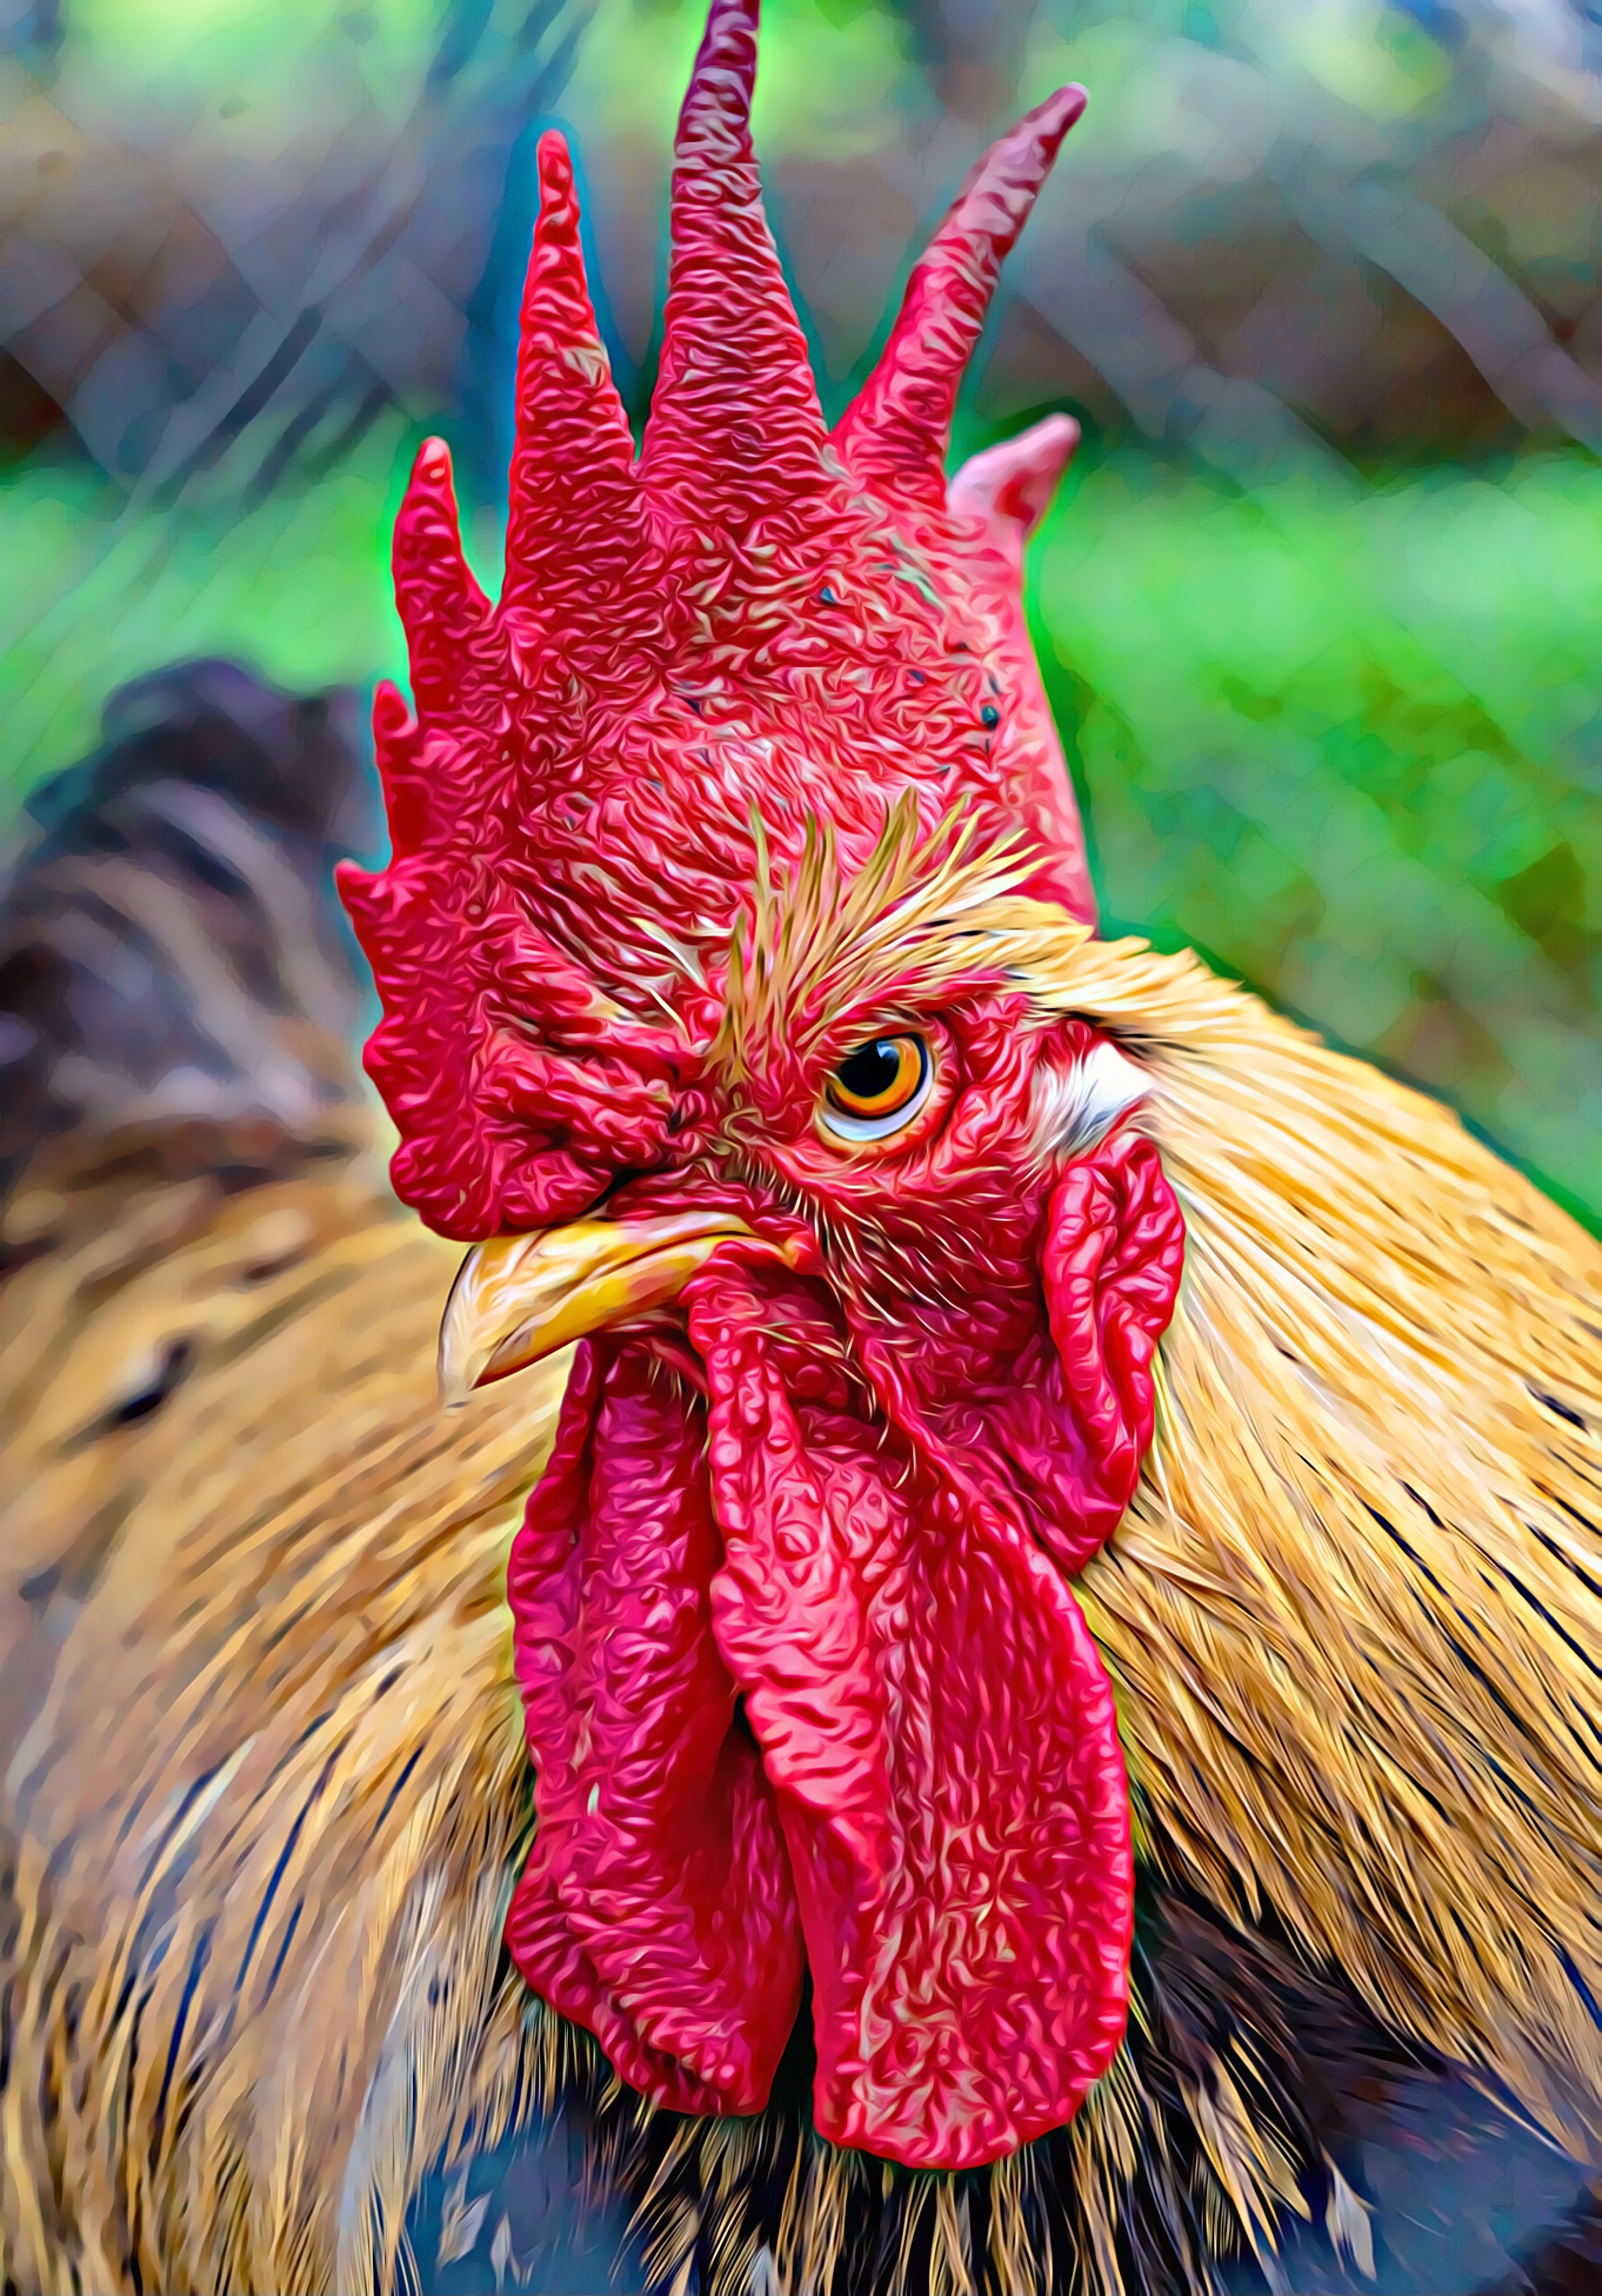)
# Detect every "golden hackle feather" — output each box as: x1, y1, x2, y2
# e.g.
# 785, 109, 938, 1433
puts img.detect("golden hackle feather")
1044, 931, 1602, 2155
632, 867, 1602, 2295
